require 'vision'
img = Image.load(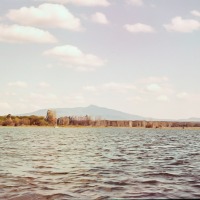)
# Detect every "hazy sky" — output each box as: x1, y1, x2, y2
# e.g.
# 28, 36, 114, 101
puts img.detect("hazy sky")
0, 0, 200, 119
